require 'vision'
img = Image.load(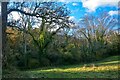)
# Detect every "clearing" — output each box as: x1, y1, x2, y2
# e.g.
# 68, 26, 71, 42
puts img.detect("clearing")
3, 55, 120, 78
